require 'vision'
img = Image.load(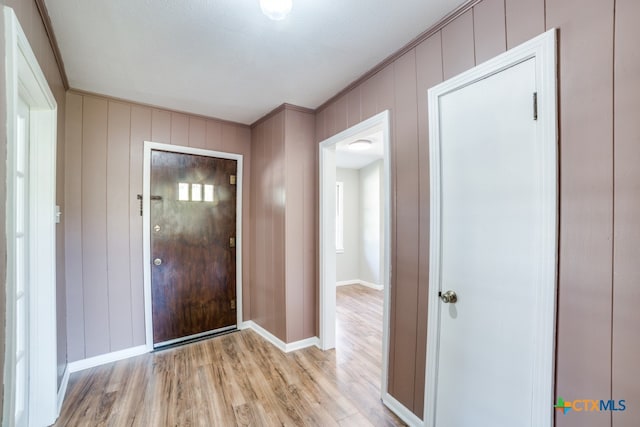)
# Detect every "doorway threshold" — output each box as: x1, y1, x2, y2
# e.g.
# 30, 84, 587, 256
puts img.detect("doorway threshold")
153, 325, 238, 351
